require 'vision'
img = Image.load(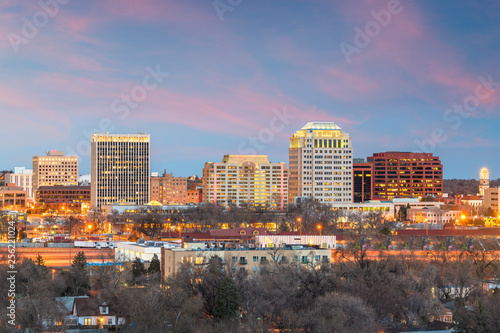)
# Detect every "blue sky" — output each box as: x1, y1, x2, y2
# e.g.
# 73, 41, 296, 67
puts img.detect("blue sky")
1, 0, 499, 179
